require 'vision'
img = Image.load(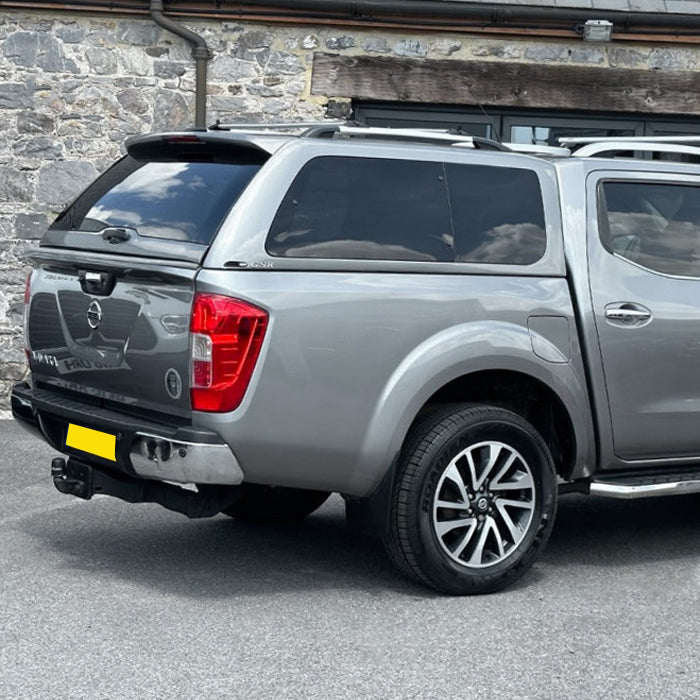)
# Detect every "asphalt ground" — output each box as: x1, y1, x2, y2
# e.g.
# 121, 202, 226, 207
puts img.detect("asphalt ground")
1, 419, 698, 699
